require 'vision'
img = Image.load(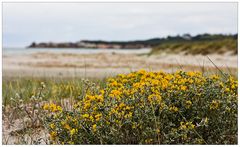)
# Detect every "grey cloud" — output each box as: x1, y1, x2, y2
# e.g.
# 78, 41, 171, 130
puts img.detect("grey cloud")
3, 2, 237, 47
